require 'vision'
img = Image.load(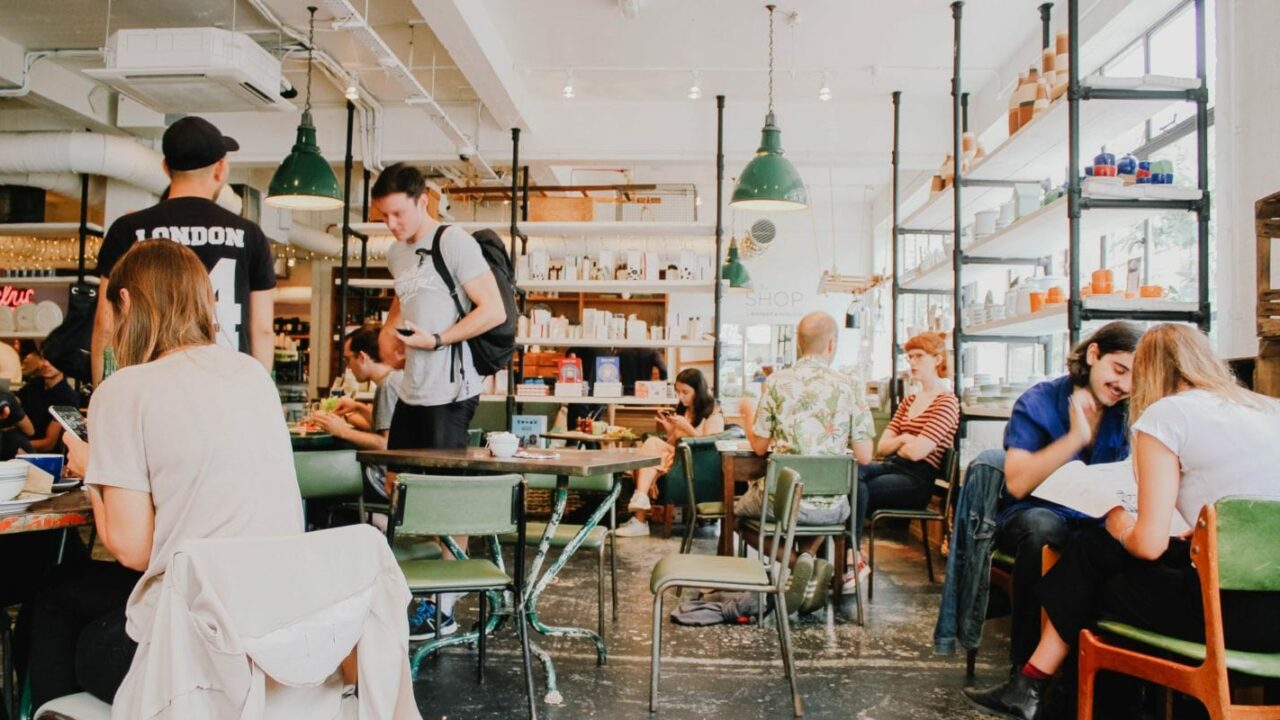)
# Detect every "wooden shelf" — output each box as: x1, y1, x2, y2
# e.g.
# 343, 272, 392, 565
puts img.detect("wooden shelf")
518, 280, 714, 294
0, 223, 104, 238
962, 405, 1012, 419
965, 299, 1198, 338
348, 221, 712, 240
0, 275, 99, 286
482, 394, 678, 406
518, 337, 714, 349
0, 331, 49, 339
